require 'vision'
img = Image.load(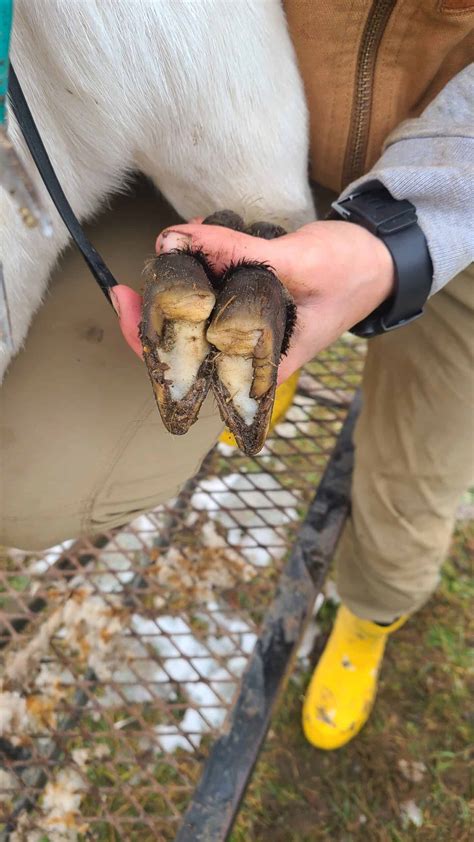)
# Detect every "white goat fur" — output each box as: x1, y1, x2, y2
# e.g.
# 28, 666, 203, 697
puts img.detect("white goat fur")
1, 0, 314, 380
